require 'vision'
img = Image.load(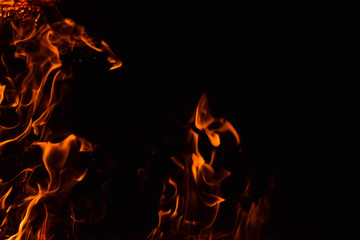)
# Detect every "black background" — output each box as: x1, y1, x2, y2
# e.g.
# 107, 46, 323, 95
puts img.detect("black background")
50, 1, 355, 239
